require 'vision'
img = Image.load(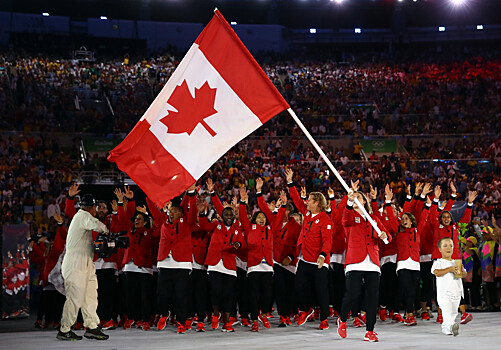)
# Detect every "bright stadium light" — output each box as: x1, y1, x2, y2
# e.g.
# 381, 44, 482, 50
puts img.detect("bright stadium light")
100, 16, 108, 20
450, 0, 467, 7
354, 28, 361, 34
477, 24, 484, 30
42, 13, 49, 17
230, 21, 237, 25
310, 28, 317, 34
438, 26, 446, 32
